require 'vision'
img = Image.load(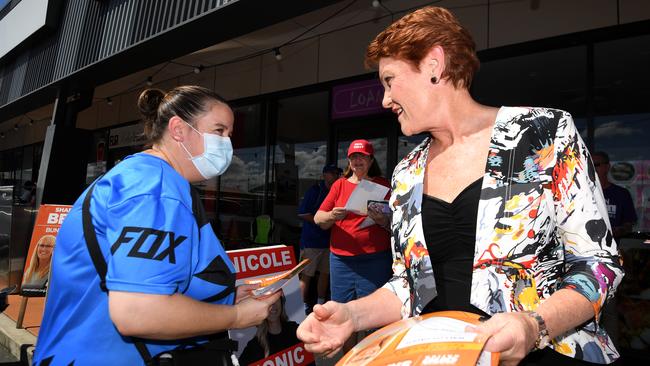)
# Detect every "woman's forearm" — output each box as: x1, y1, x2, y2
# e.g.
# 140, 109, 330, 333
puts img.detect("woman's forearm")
314, 210, 334, 230
346, 288, 402, 331
535, 288, 593, 339
109, 291, 237, 339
